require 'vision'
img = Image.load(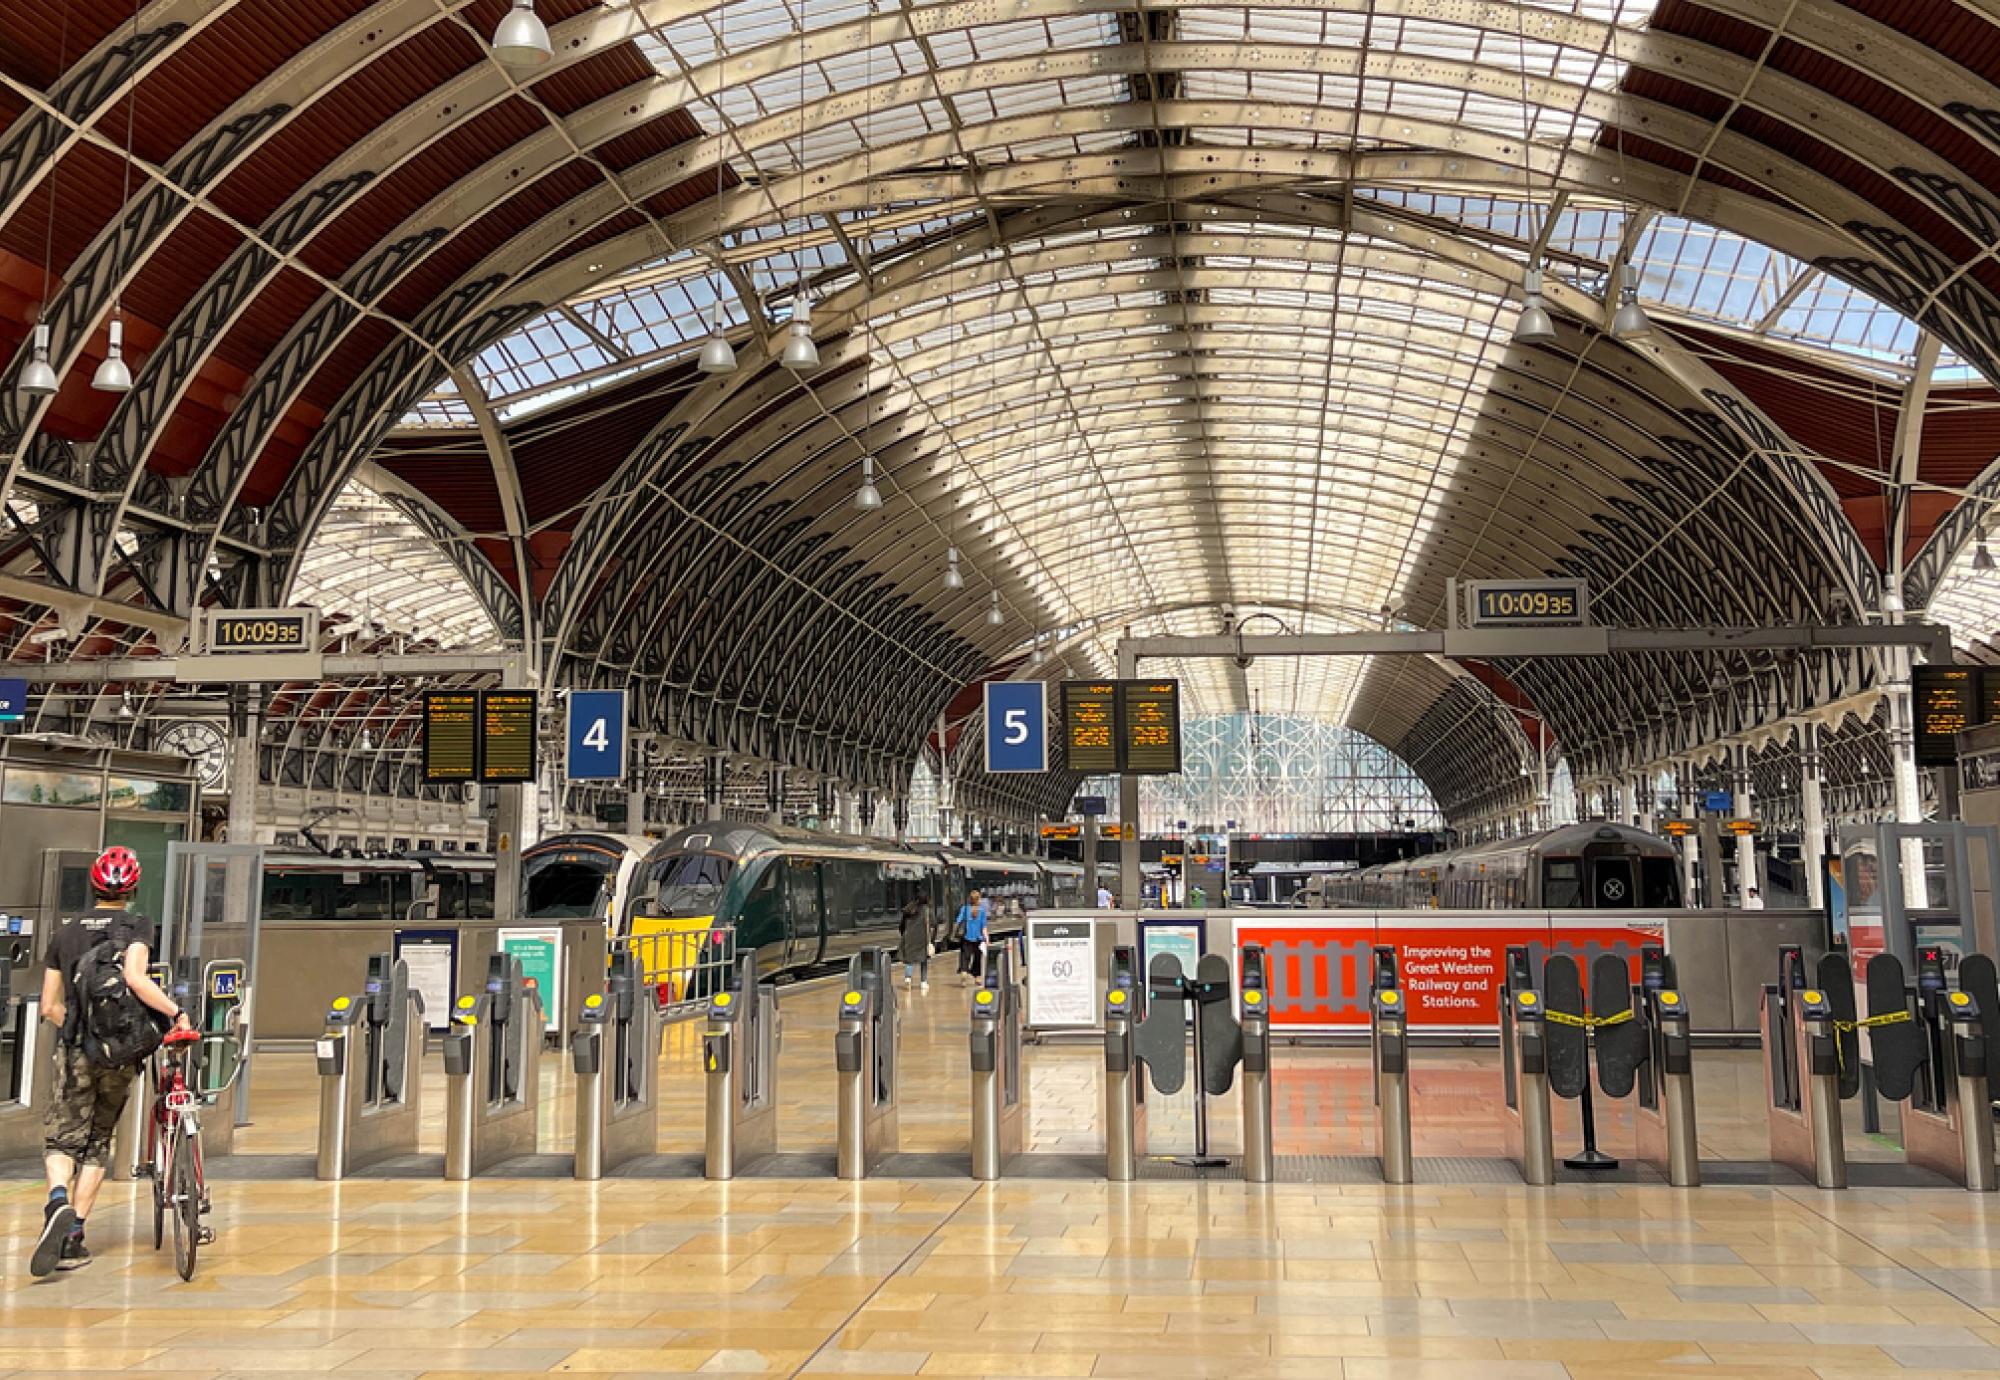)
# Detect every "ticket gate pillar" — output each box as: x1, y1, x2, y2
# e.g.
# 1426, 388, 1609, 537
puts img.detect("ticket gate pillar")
1372, 987, 1413, 1185
1502, 987, 1555, 1186
1762, 985, 1845, 1189
704, 956, 780, 1180
1239, 956, 1274, 1185
1633, 990, 1700, 1187
317, 954, 425, 1180
835, 948, 898, 1180
1902, 989, 1997, 1191
969, 985, 1022, 1179
1103, 985, 1146, 1181
443, 953, 544, 1180
0, 929, 35, 1164
572, 952, 660, 1181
